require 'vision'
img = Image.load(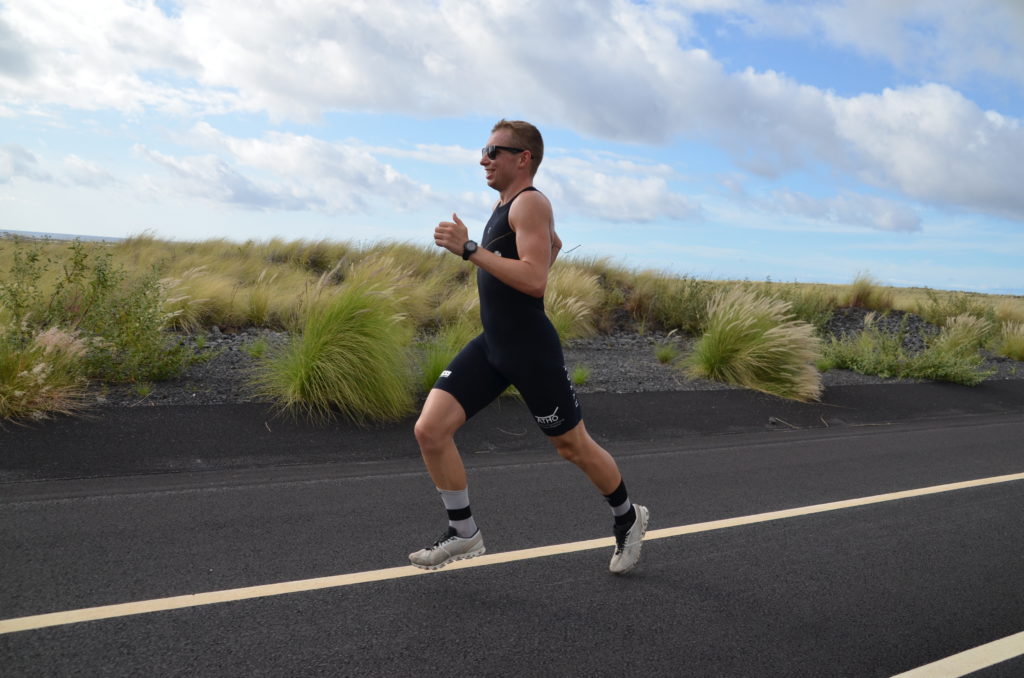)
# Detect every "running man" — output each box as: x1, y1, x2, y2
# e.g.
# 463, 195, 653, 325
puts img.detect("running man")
409, 119, 649, 574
